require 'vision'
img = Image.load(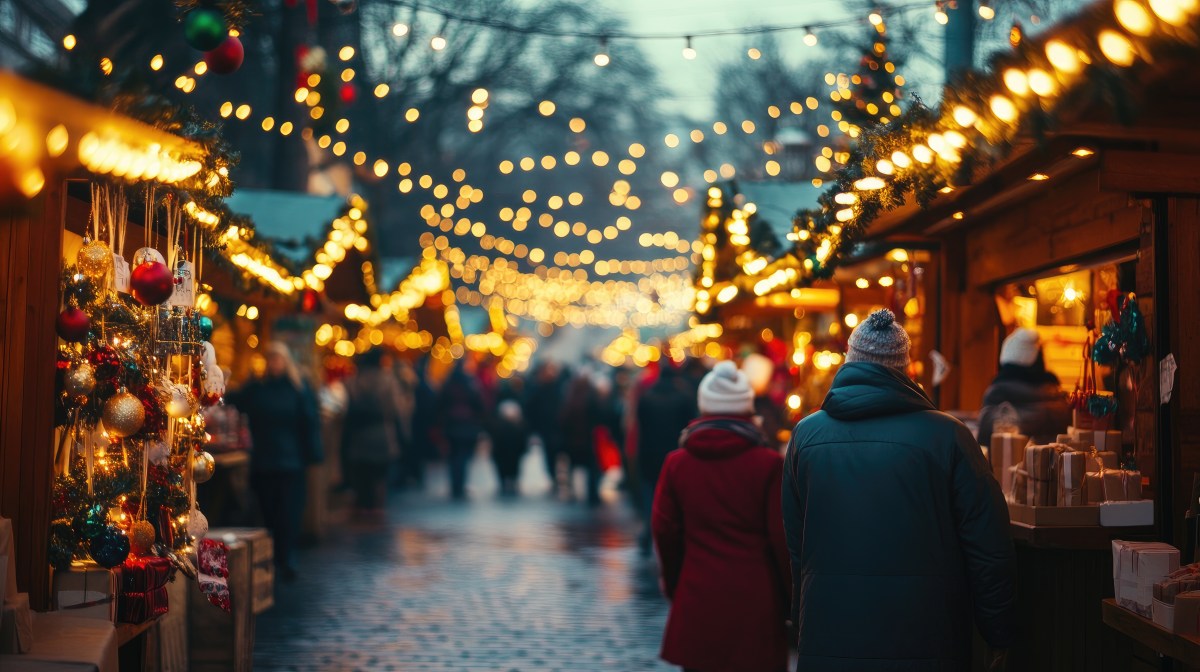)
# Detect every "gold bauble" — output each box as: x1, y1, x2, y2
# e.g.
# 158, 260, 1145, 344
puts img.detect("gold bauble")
193, 451, 216, 484
102, 392, 145, 438
65, 361, 97, 398
165, 383, 198, 419
77, 239, 115, 283
129, 519, 157, 556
